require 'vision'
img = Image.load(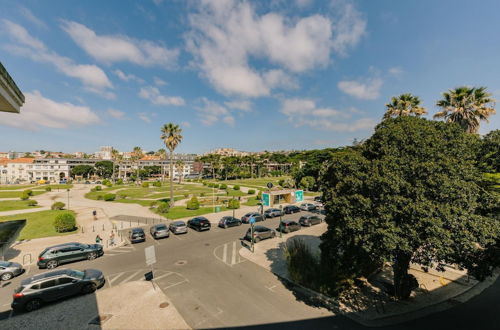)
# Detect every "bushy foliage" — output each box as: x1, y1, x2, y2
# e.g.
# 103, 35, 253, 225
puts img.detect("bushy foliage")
20, 192, 30, 200
248, 189, 256, 194
149, 201, 158, 208
51, 202, 65, 210
220, 183, 227, 189
284, 239, 320, 288
200, 192, 205, 197
141, 182, 150, 188
184, 193, 189, 198
24, 189, 33, 196
299, 176, 316, 191
233, 185, 240, 190
103, 193, 116, 201
227, 199, 240, 209
45, 187, 52, 192
186, 196, 200, 210
117, 194, 127, 199
96, 195, 103, 200
257, 190, 262, 200
116, 179, 124, 185
157, 202, 169, 214
94, 185, 102, 191
53, 213, 76, 233
102, 179, 112, 187
213, 183, 219, 189
27, 200, 38, 206
153, 181, 162, 187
